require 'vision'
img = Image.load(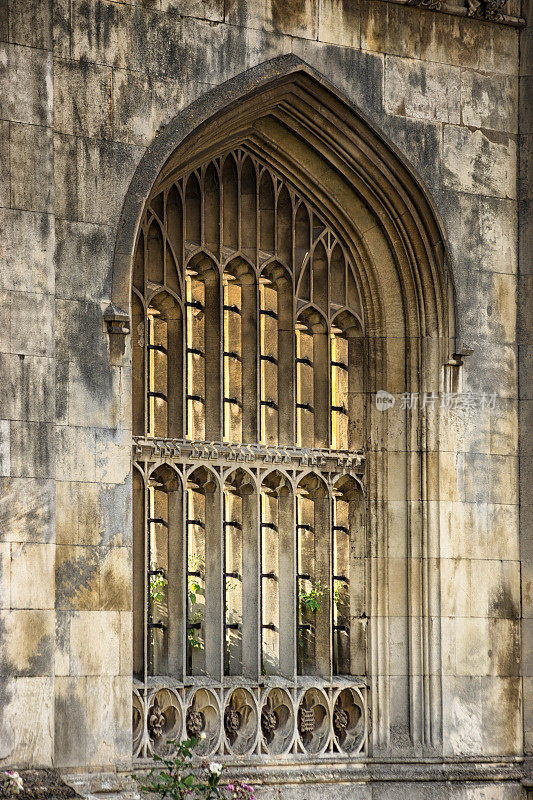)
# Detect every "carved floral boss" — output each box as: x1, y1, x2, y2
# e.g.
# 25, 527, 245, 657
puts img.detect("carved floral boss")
133, 683, 366, 758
